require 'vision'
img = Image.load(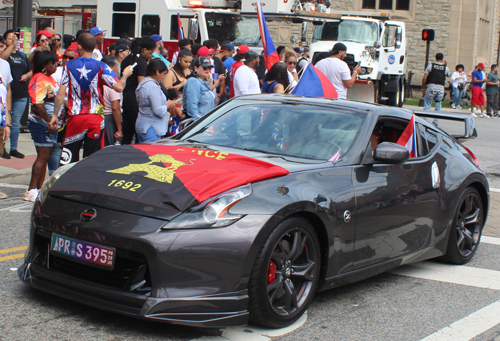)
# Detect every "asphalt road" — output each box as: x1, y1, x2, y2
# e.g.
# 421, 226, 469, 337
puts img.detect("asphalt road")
1, 114, 500, 341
